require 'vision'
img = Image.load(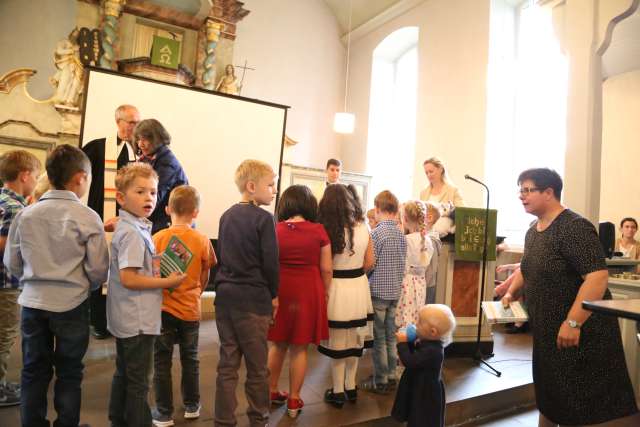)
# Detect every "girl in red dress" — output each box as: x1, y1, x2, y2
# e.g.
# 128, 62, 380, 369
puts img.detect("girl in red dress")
267, 185, 332, 418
